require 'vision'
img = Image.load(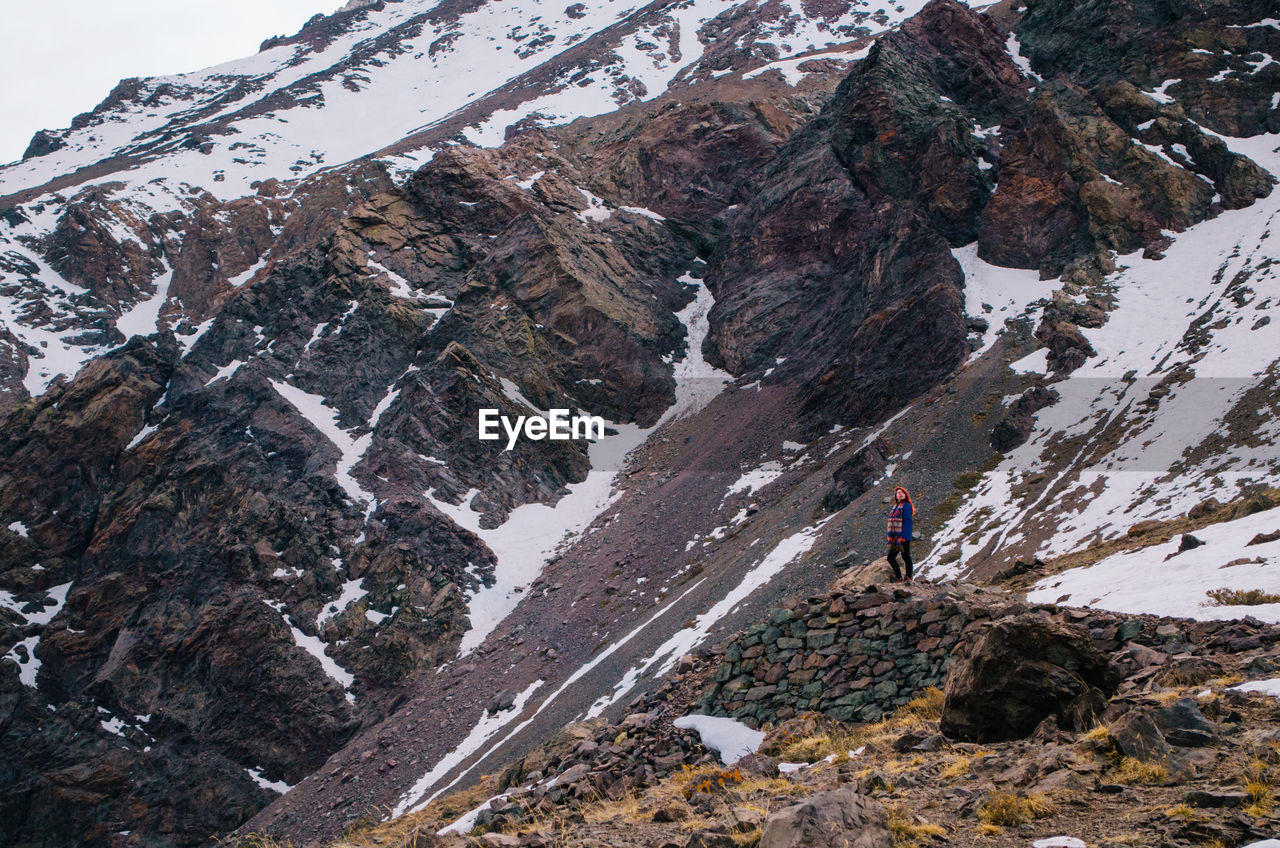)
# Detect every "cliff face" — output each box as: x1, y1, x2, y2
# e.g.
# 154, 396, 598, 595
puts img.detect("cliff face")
0, 0, 1277, 845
